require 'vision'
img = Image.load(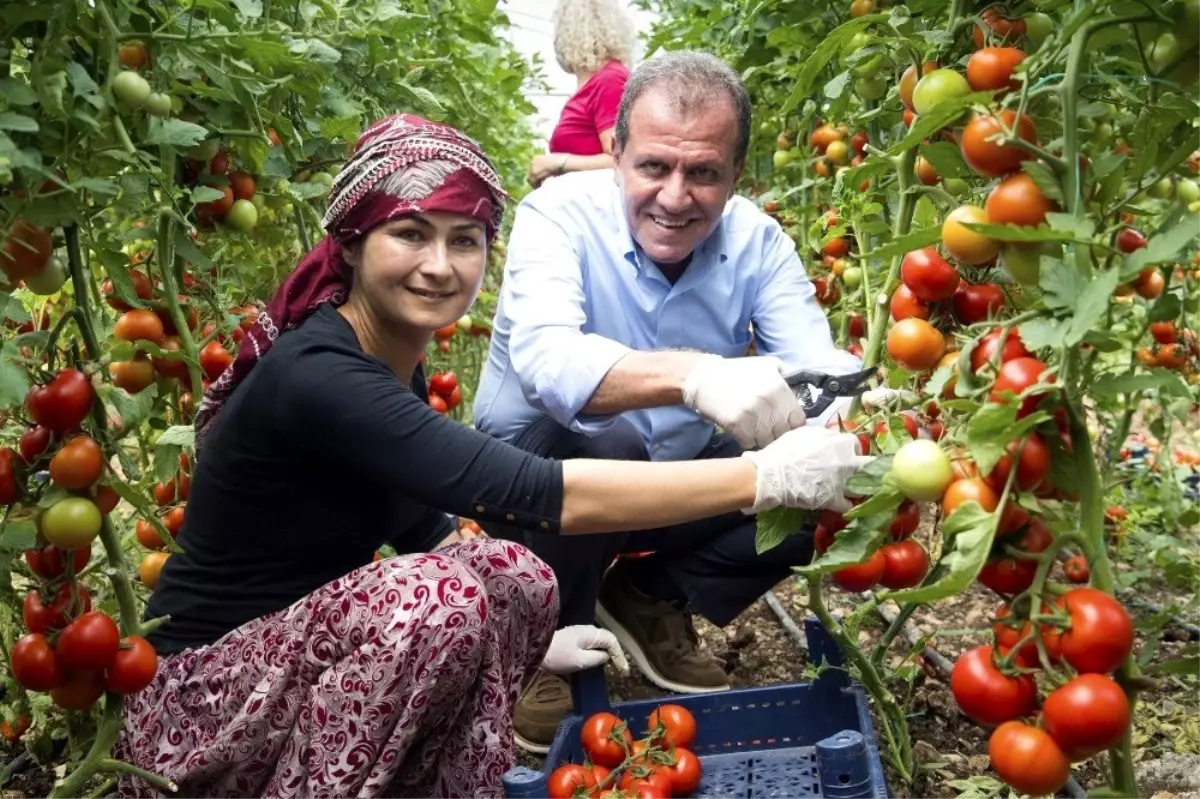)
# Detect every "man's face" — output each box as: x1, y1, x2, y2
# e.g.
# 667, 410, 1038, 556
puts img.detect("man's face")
614, 87, 743, 266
